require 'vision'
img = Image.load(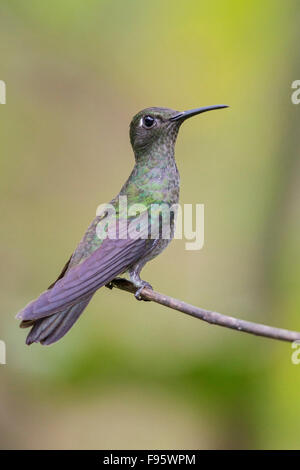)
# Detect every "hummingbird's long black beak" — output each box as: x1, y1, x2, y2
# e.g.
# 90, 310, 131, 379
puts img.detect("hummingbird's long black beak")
170, 105, 229, 122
